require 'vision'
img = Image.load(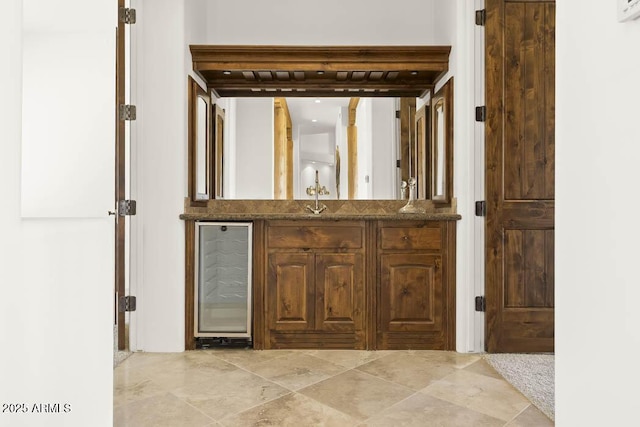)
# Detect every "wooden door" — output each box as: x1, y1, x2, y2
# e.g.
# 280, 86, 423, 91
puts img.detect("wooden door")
485, 0, 555, 352
267, 252, 315, 331
315, 253, 364, 333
